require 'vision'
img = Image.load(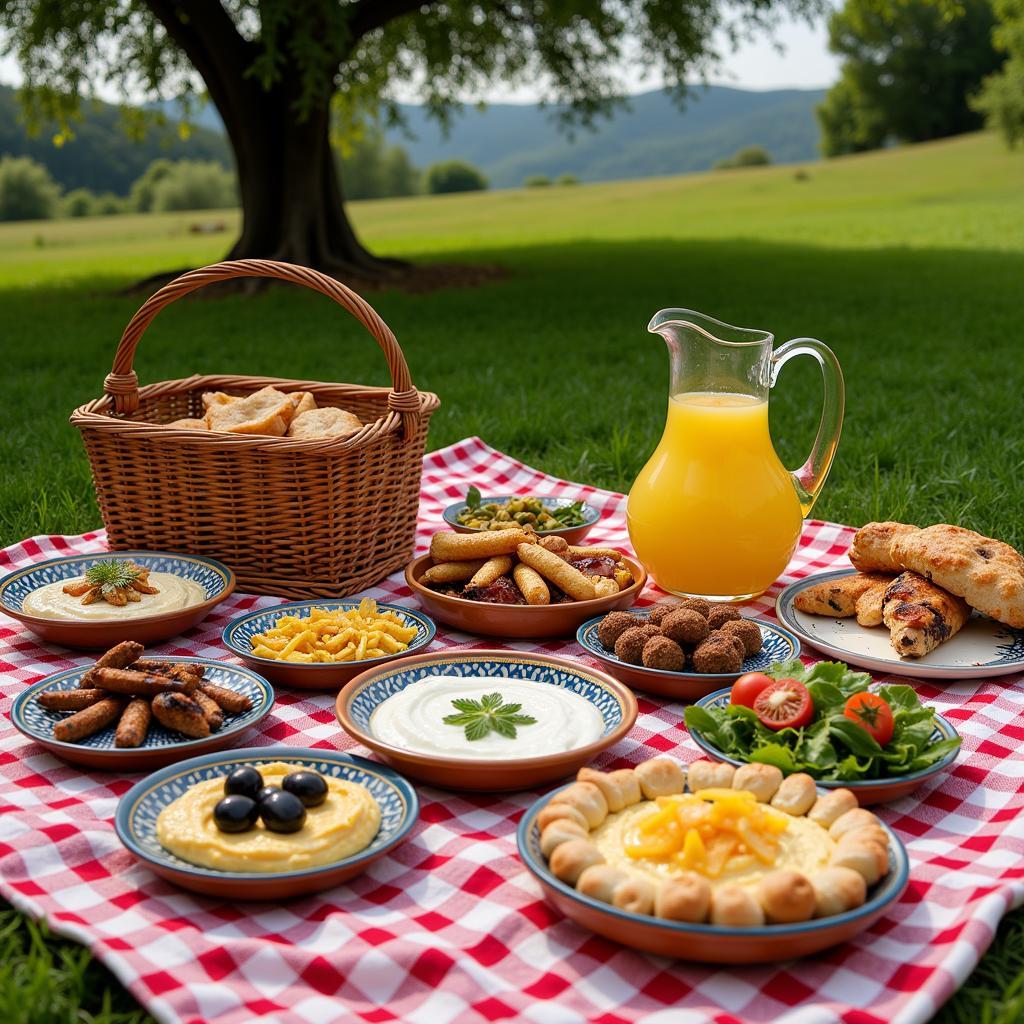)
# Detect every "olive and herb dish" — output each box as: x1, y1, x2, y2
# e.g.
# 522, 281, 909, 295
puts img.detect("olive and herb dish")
455, 487, 589, 533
